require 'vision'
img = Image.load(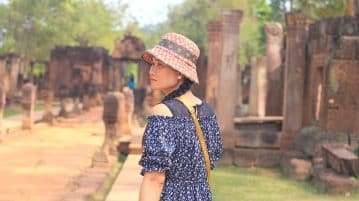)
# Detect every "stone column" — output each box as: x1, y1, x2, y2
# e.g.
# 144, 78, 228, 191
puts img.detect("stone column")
72, 97, 81, 114
82, 95, 90, 111
117, 92, 125, 138
71, 84, 81, 115
265, 22, 284, 116
248, 58, 258, 116
348, 0, 359, 16
29, 62, 34, 83
21, 83, 36, 130
82, 82, 92, 111
206, 21, 222, 110
89, 85, 98, 107
348, 0, 355, 16
0, 60, 7, 134
217, 9, 243, 149
134, 87, 146, 117
249, 57, 267, 117
95, 87, 103, 106
281, 12, 307, 149
9, 55, 21, 101
102, 92, 121, 155
192, 47, 207, 99
42, 86, 54, 124
0, 58, 9, 92
0, 85, 5, 135
257, 57, 268, 118
122, 87, 134, 137
58, 84, 69, 117
93, 60, 104, 106
138, 60, 149, 89
236, 64, 242, 110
